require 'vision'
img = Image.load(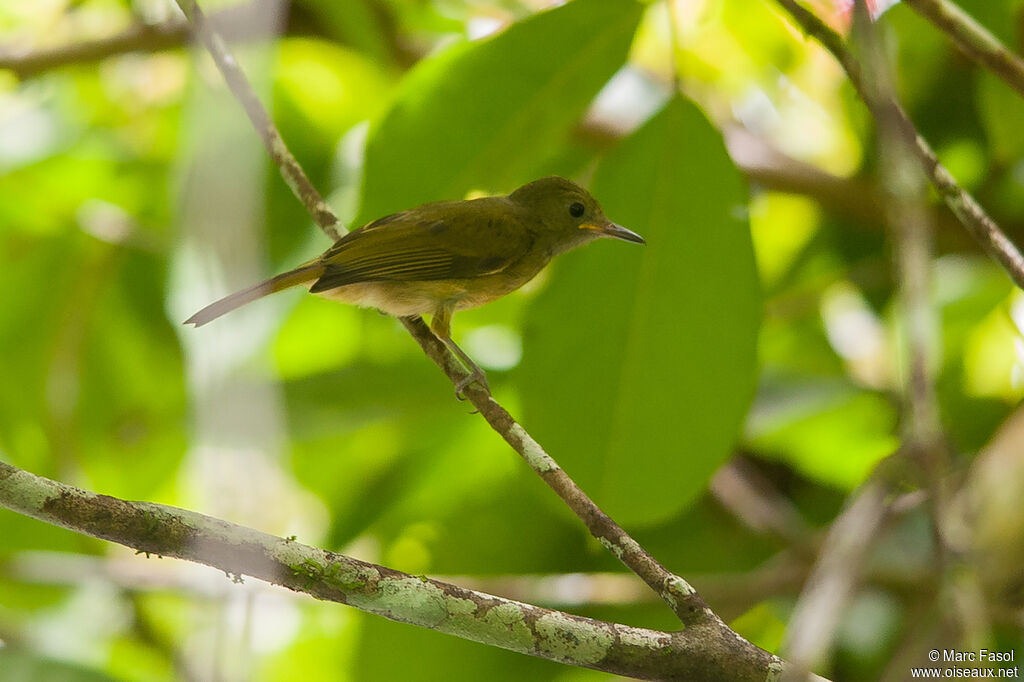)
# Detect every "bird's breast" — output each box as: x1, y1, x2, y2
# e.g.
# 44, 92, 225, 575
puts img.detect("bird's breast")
312, 260, 545, 317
